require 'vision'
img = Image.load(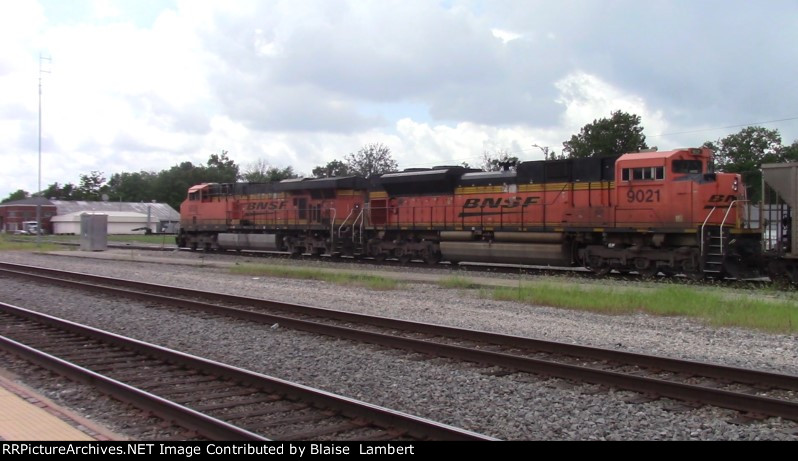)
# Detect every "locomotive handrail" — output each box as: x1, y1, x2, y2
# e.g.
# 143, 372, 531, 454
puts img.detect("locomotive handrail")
338, 207, 357, 238
718, 200, 749, 255
353, 207, 365, 244
700, 200, 748, 257
700, 207, 718, 256
328, 208, 336, 241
